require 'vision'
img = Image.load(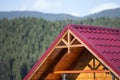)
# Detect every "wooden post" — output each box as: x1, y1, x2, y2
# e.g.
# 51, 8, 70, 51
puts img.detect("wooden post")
61, 74, 67, 80
68, 31, 70, 54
